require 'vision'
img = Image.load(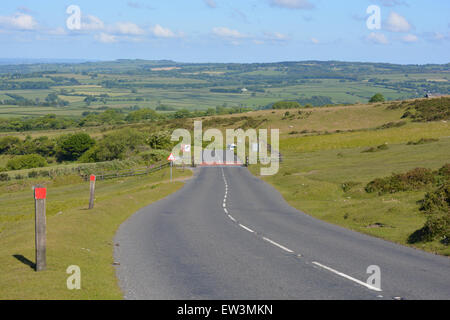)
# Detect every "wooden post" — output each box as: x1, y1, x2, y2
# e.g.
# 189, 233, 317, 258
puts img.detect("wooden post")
89, 175, 96, 209
34, 185, 47, 272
